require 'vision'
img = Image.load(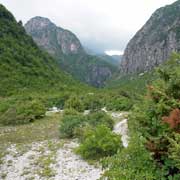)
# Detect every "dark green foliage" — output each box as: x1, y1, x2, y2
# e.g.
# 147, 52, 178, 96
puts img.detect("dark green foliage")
102, 53, 180, 179
101, 134, 161, 180
59, 54, 118, 87
86, 111, 114, 130
0, 4, 93, 125
59, 112, 86, 138
168, 133, 180, 170
76, 125, 122, 160
59, 110, 114, 138
106, 96, 133, 111
81, 94, 103, 111
0, 4, 85, 97
64, 96, 85, 112
128, 54, 180, 178
63, 108, 80, 116
0, 99, 46, 125
107, 71, 157, 96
